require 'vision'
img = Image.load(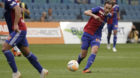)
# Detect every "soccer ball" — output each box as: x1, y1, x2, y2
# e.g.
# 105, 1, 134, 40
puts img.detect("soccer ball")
67, 60, 79, 72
